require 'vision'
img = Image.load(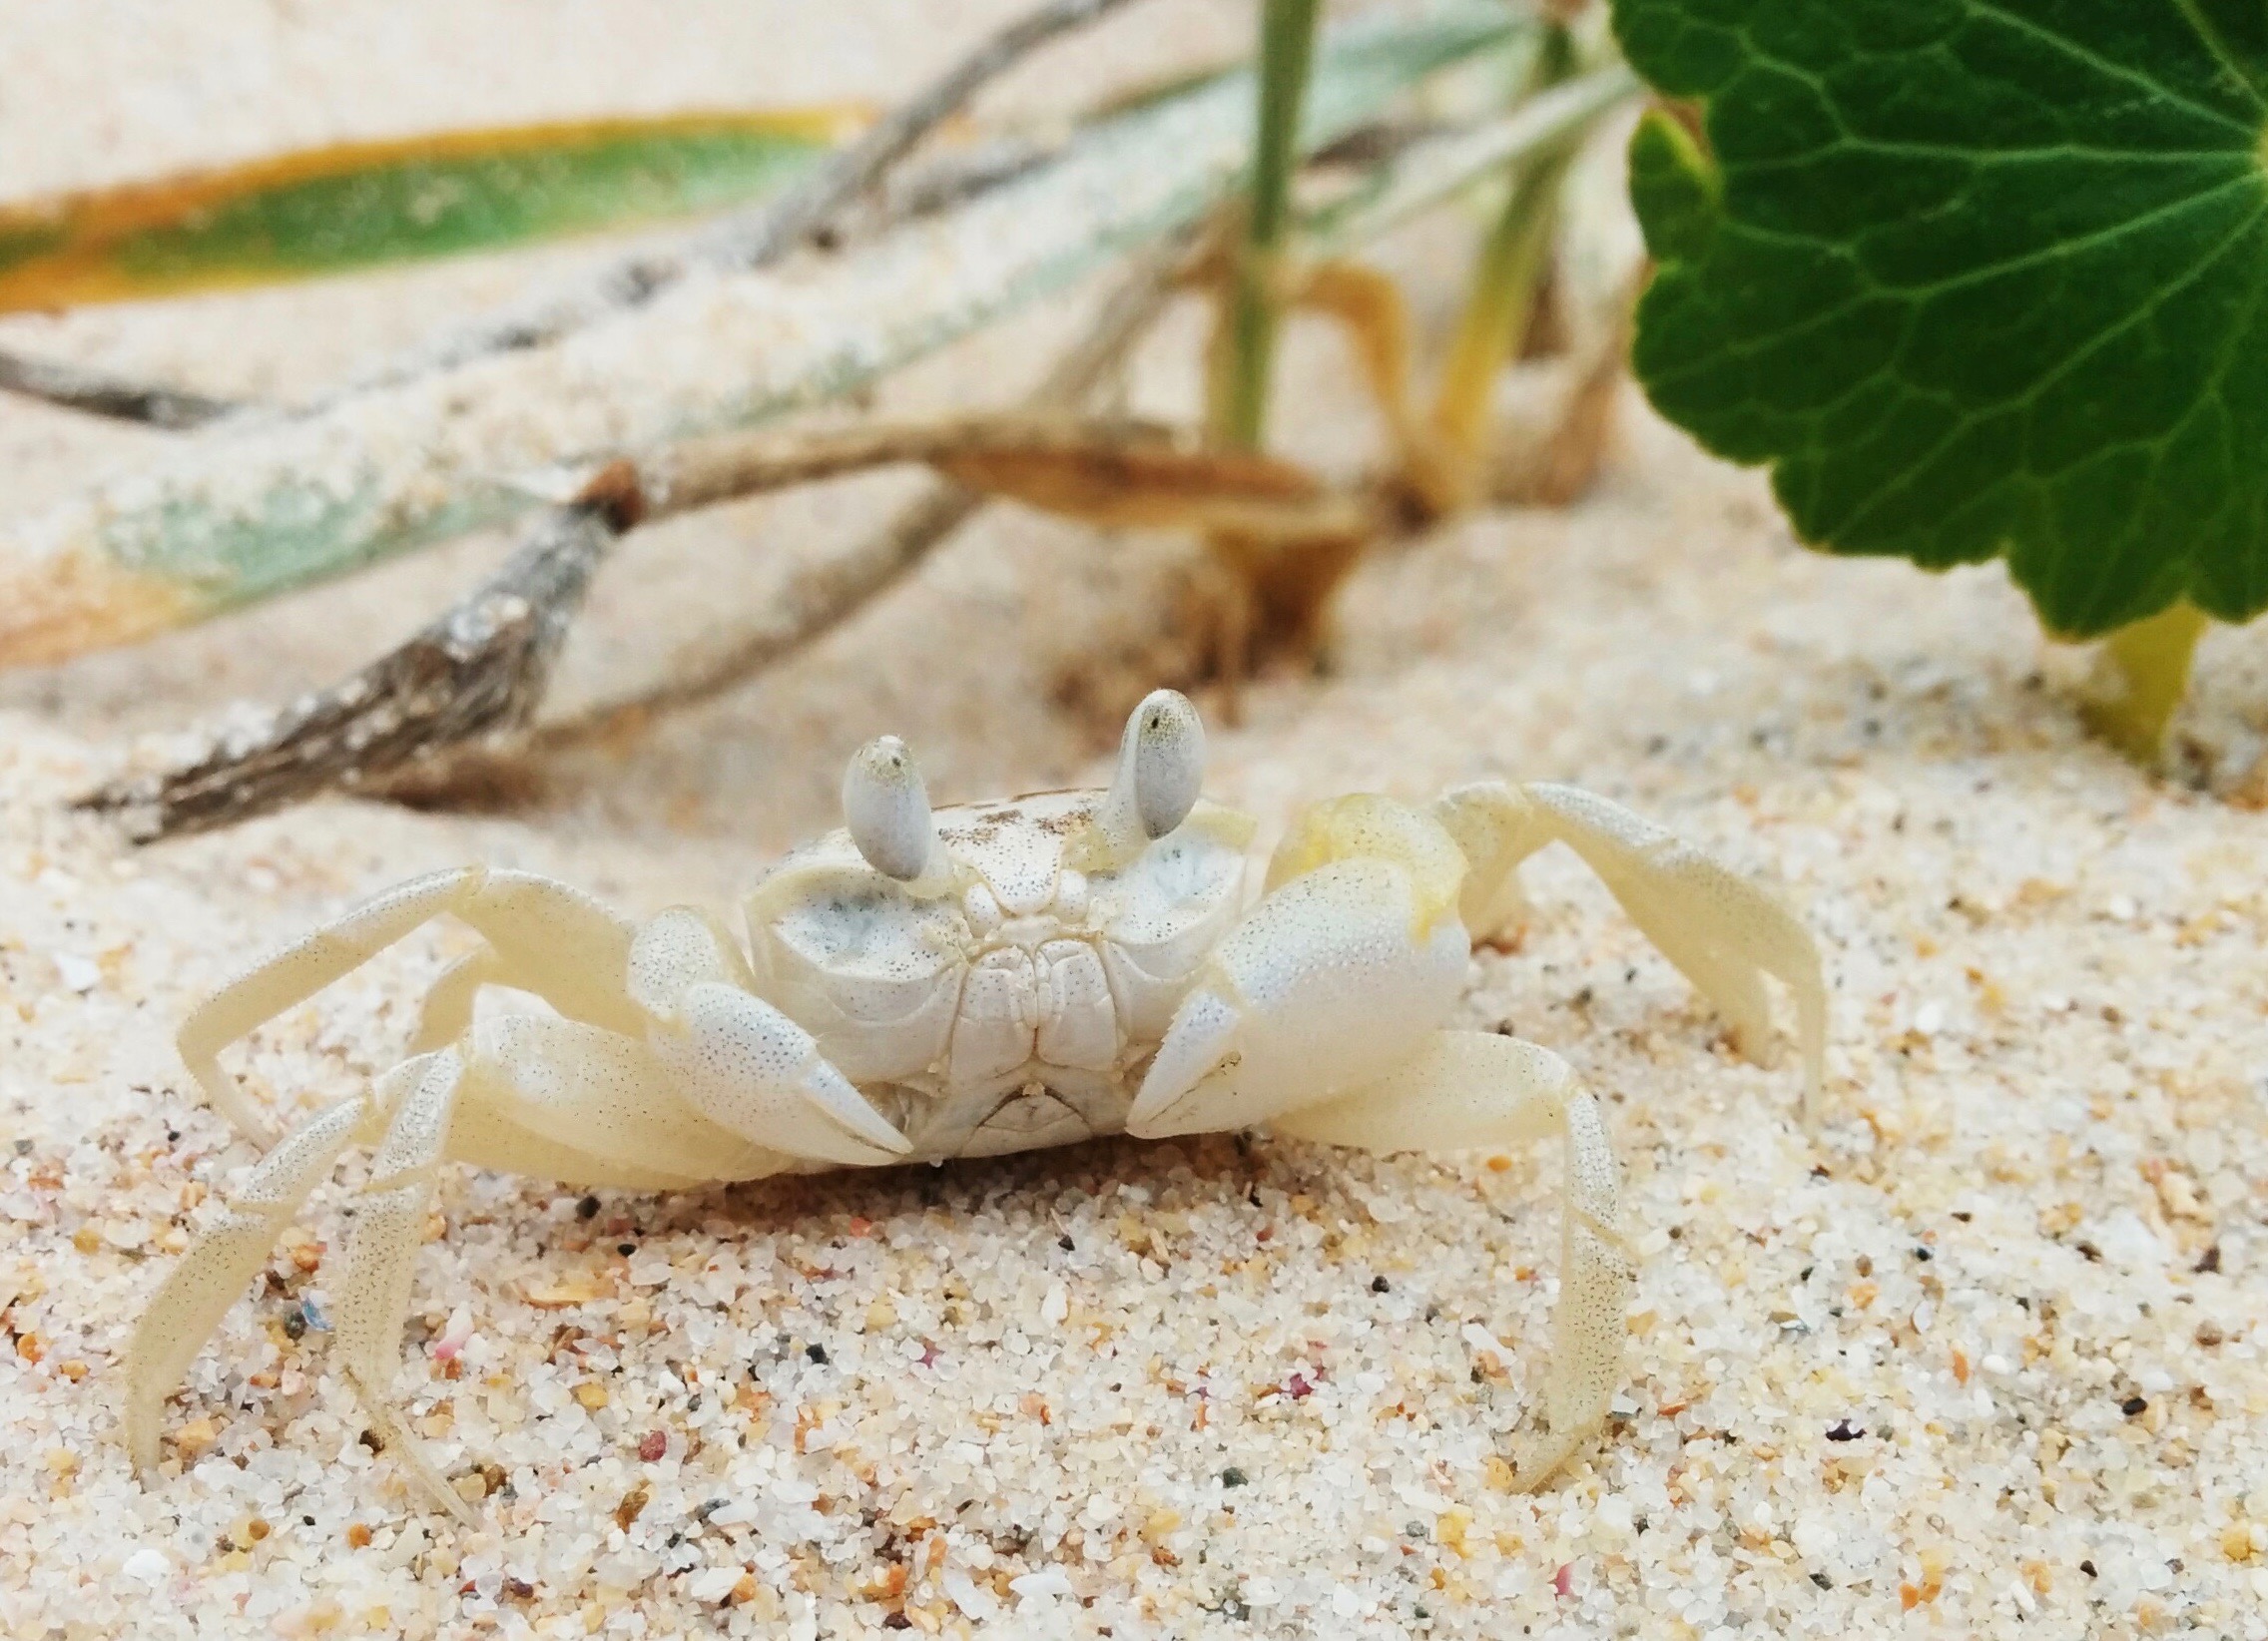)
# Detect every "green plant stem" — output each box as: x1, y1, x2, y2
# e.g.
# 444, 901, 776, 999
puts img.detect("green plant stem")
1212, 0, 1322, 449
1424, 20, 1578, 504
2080, 599, 2209, 764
